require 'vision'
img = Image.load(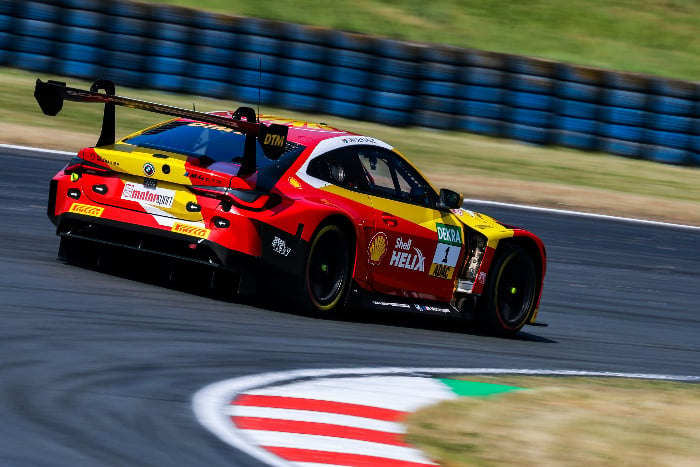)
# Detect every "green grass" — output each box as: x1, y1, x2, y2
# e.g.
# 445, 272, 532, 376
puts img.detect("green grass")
147, 0, 700, 81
